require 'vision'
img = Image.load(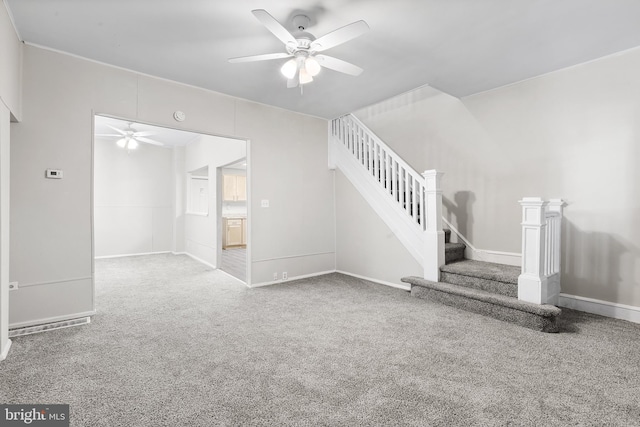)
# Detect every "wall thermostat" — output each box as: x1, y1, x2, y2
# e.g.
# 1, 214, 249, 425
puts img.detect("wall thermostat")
173, 111, 186, 122
46, 169, 63, 179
